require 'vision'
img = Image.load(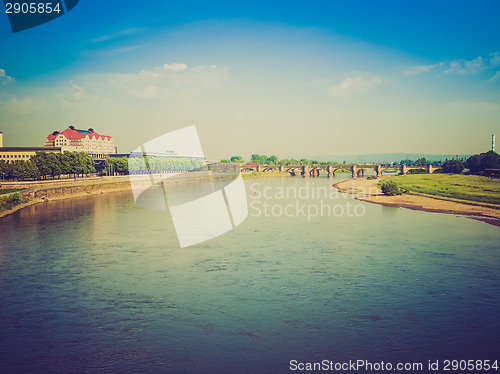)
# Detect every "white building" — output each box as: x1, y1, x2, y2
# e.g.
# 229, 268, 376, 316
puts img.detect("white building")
45, 126, 116, 159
